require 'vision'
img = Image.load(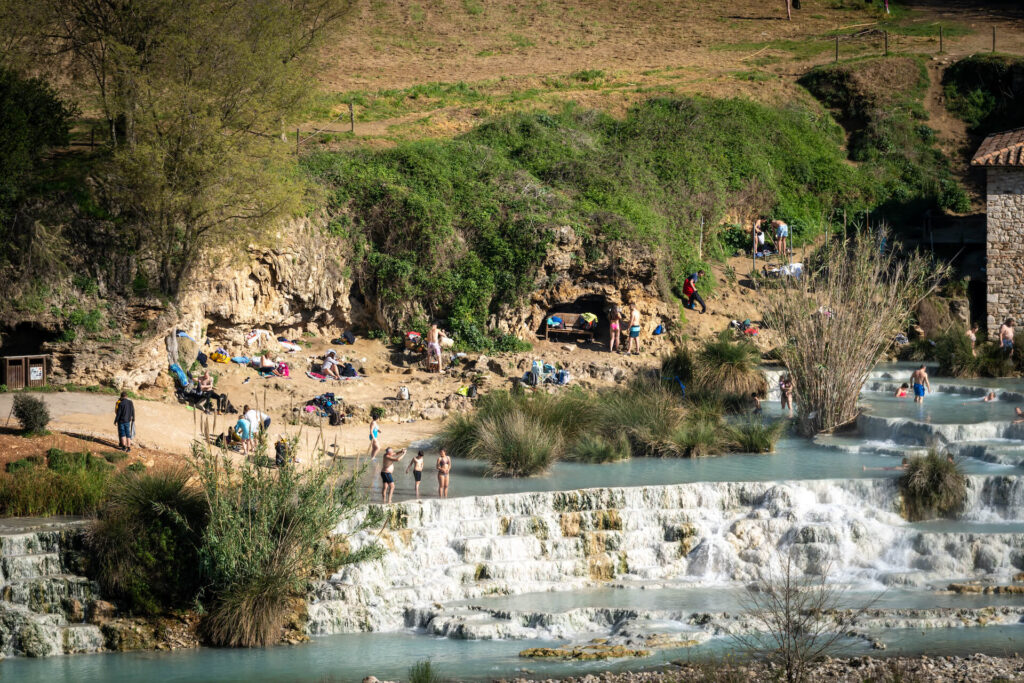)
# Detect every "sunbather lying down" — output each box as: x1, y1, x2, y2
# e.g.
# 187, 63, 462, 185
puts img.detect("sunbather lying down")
251, 355, 286, 377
